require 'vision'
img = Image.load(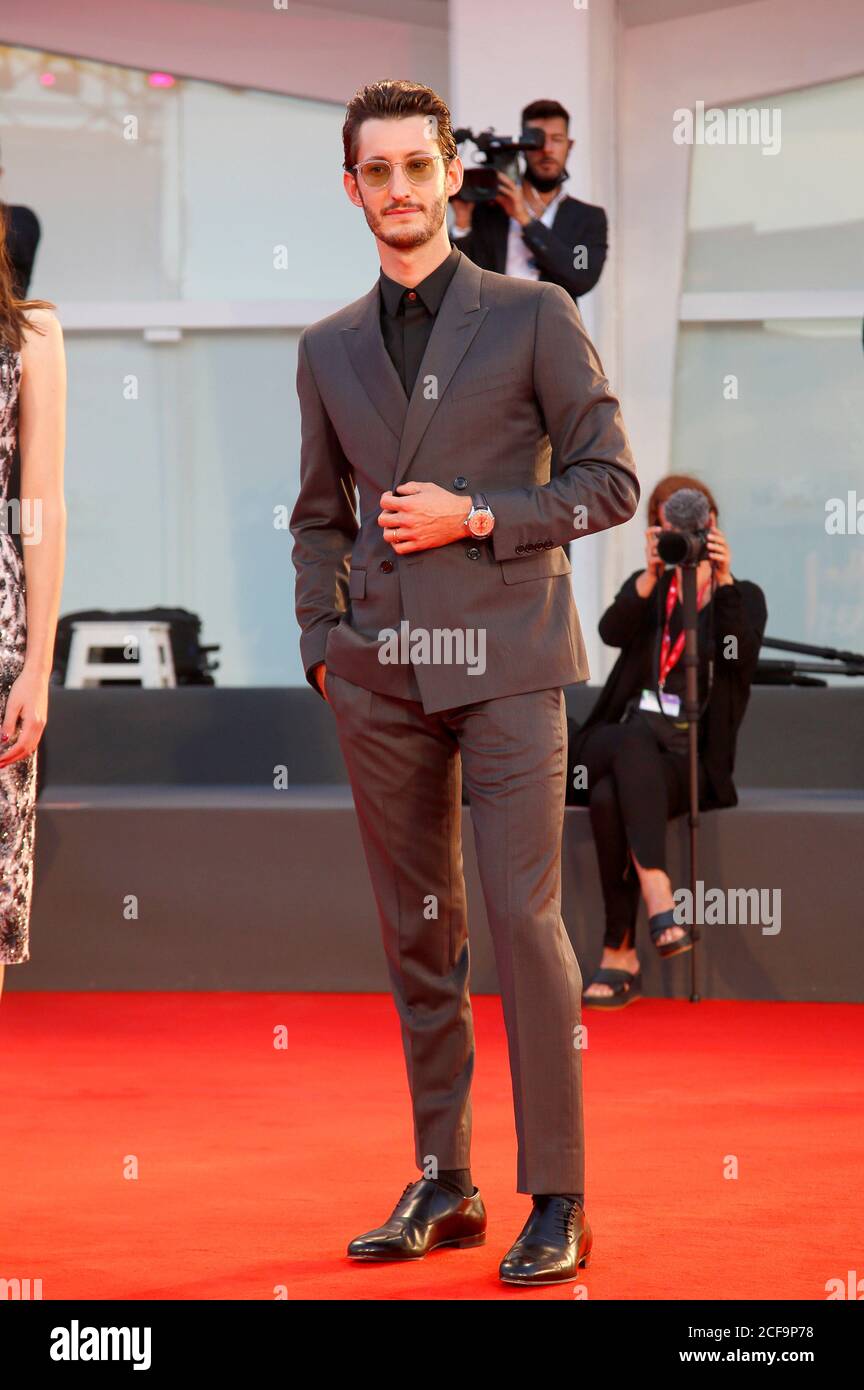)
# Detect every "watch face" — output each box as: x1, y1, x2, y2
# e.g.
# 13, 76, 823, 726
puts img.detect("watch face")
469, 509, 494, 537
